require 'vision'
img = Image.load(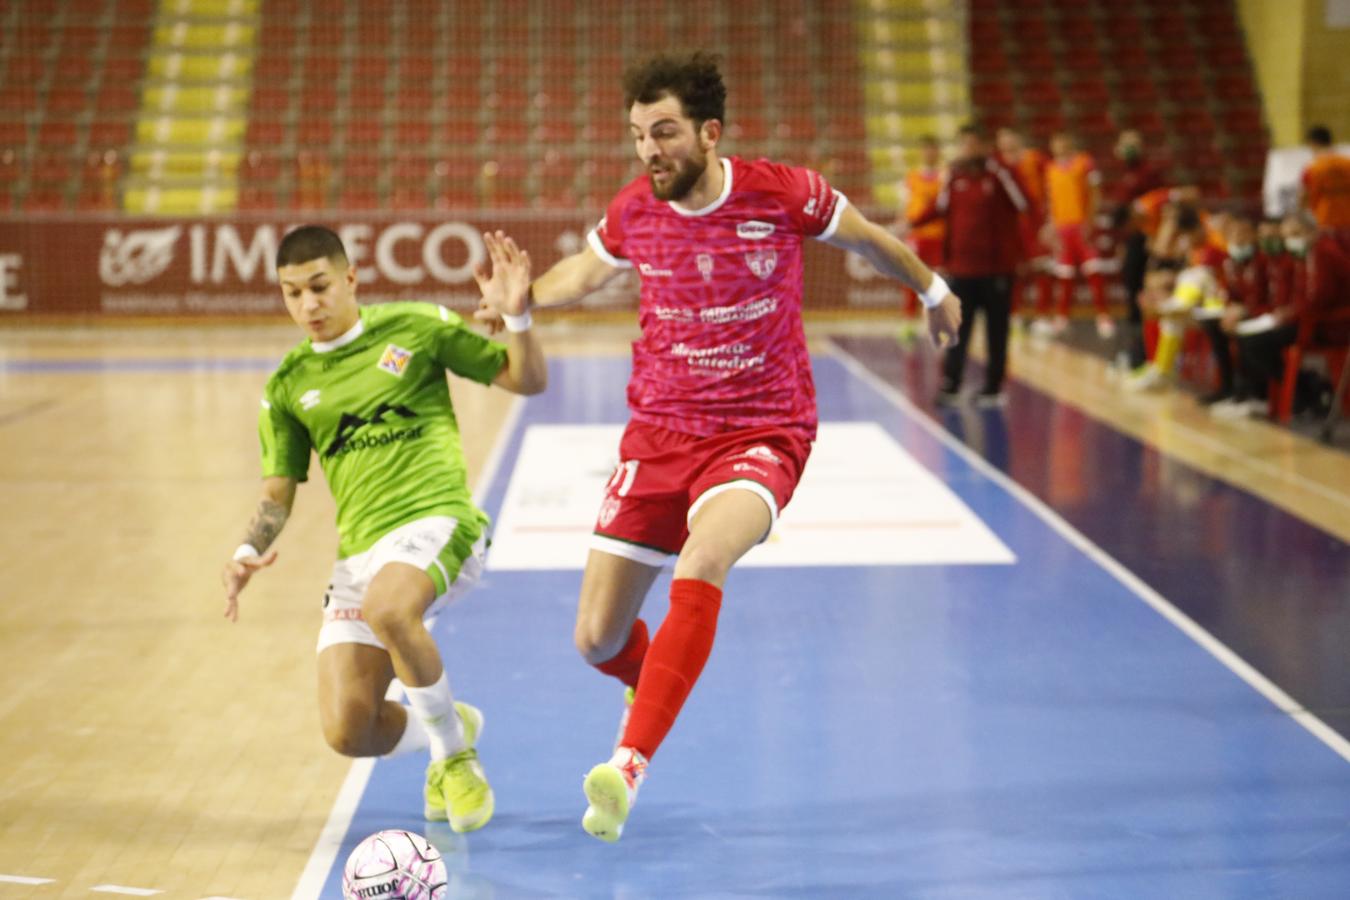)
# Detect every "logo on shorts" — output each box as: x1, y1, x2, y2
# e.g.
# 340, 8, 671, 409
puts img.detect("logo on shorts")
736, 220, 775, 240
598, 496, 622, 528
744, 248, 777, 279
696, 253, 714, 282
377, 344, 413, 377
730, 445, 782, 466
733, 462, 770, 477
